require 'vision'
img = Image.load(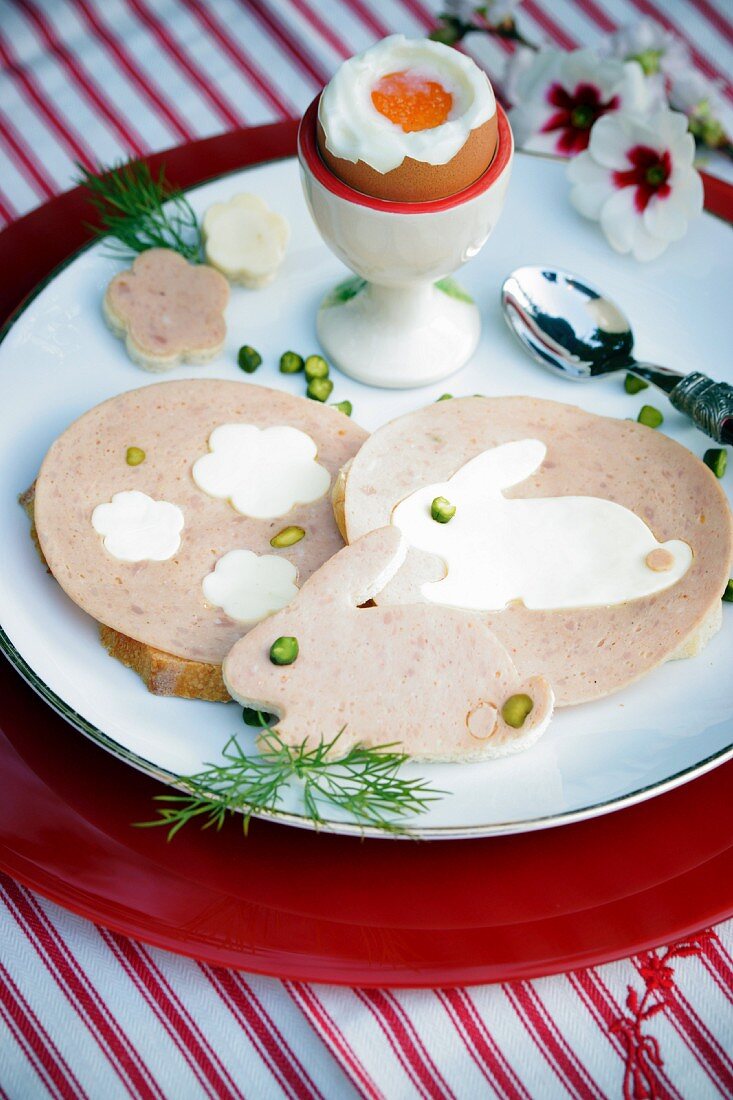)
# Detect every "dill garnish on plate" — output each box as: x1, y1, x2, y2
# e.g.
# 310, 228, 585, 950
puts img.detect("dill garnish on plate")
77, 160, 201, 261
137, 719, 445, 838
